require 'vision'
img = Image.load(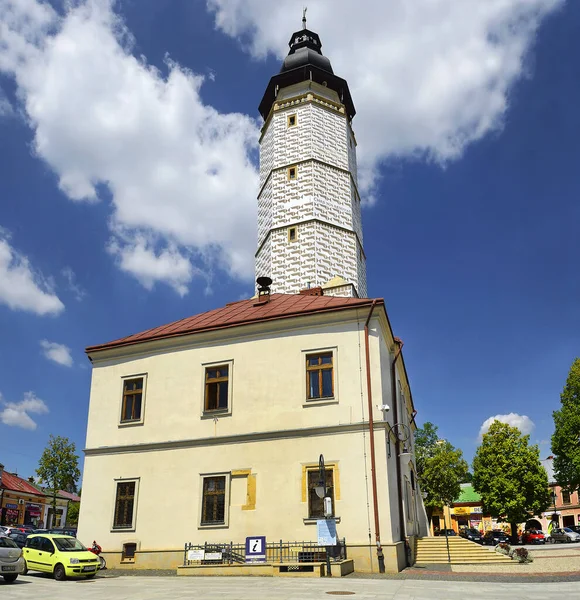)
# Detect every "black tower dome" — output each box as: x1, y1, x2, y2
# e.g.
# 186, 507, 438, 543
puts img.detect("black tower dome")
258, 17, 355, 121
